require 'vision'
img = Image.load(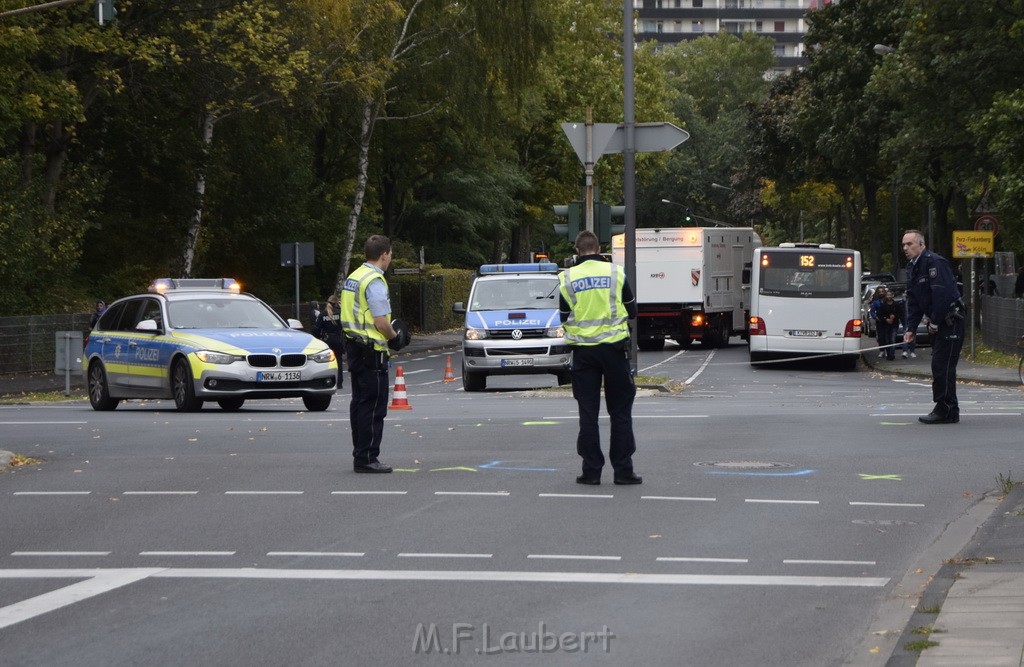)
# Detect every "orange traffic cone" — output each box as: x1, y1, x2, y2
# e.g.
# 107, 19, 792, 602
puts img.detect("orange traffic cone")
442, 355, 456, 383
389, 365, 413, 410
